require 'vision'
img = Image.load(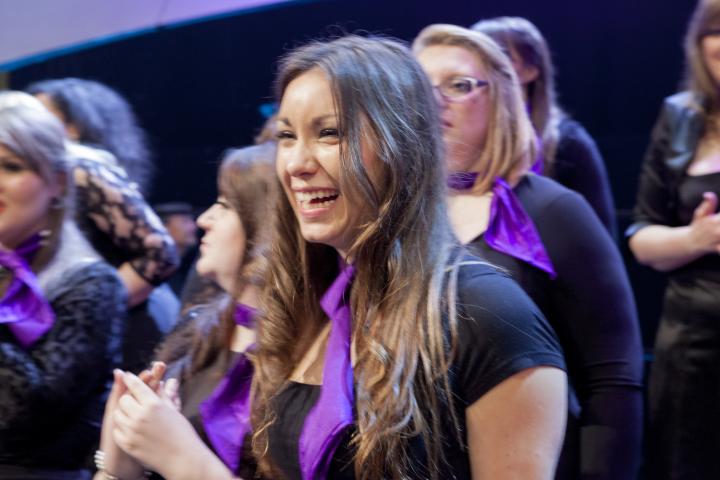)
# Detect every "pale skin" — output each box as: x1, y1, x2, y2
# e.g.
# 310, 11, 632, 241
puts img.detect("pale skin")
415, 45, 525, 246
630, 35, 720, 270
278, 69, 567, 478
98, 197, 256, 480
